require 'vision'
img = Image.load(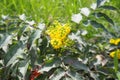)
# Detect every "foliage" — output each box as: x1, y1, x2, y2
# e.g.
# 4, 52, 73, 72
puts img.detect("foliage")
0, 0, 120, 80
